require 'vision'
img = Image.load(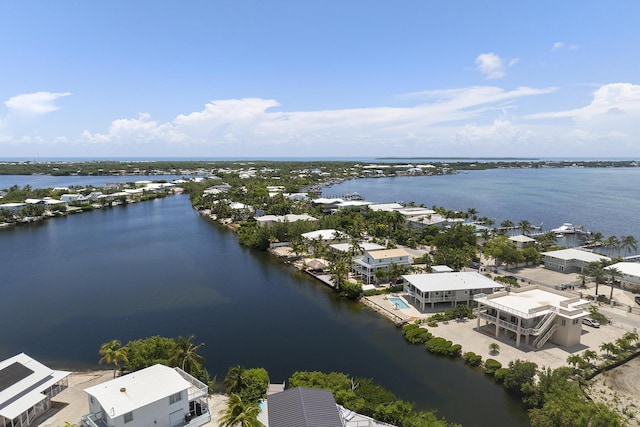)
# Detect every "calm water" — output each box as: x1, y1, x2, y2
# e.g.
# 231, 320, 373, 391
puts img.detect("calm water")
327, 167, 640, 242
0, 174, 198, 190
0, 194, 527, 427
